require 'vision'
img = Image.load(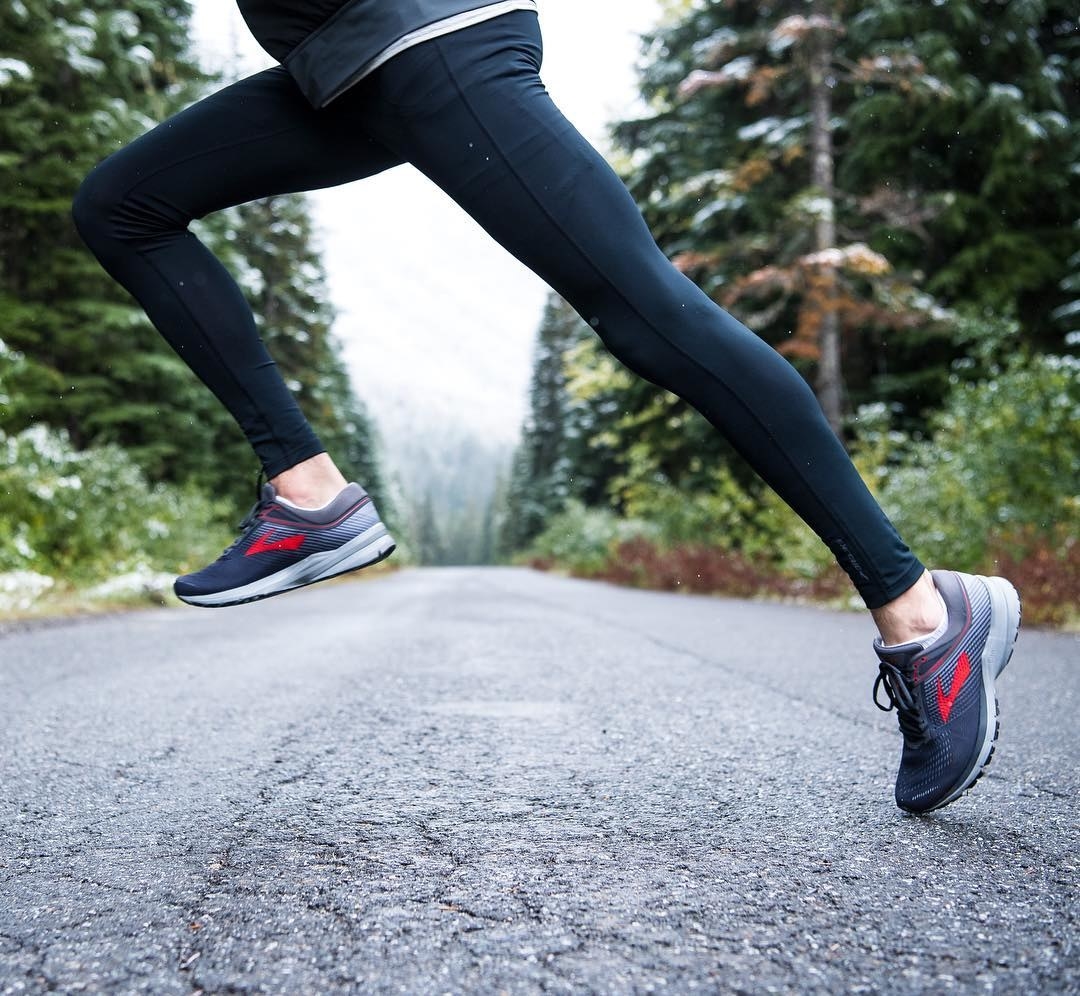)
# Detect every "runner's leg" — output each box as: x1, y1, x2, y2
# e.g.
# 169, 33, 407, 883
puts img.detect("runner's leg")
362, 11, 923, 608
73, 67, 403, 478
